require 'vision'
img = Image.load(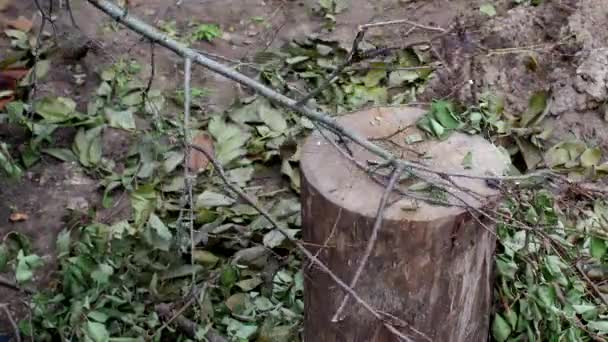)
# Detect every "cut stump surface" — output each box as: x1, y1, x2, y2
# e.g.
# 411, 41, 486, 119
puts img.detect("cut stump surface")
300, 106, 510, 342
